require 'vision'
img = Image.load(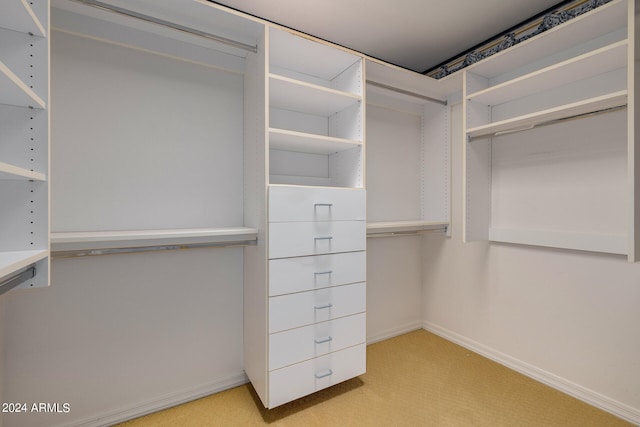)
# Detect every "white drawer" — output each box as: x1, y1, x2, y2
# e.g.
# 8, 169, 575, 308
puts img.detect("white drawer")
269, 186, 365, 222
268, 343, 366, 408
269, 282, 366, 333
269, 221, 366, 259
269, 251, 366, 296
269, 313, 366, 370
